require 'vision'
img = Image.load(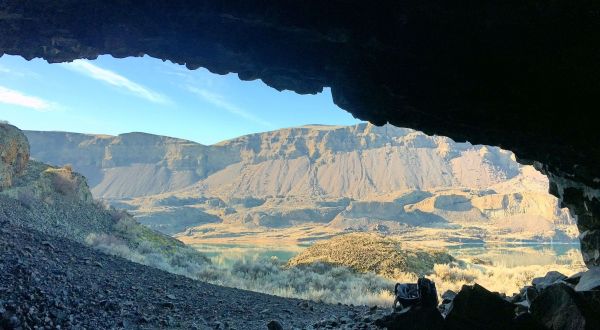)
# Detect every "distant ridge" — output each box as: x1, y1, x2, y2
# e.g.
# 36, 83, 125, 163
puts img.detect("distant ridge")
25, 123, 575, 241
